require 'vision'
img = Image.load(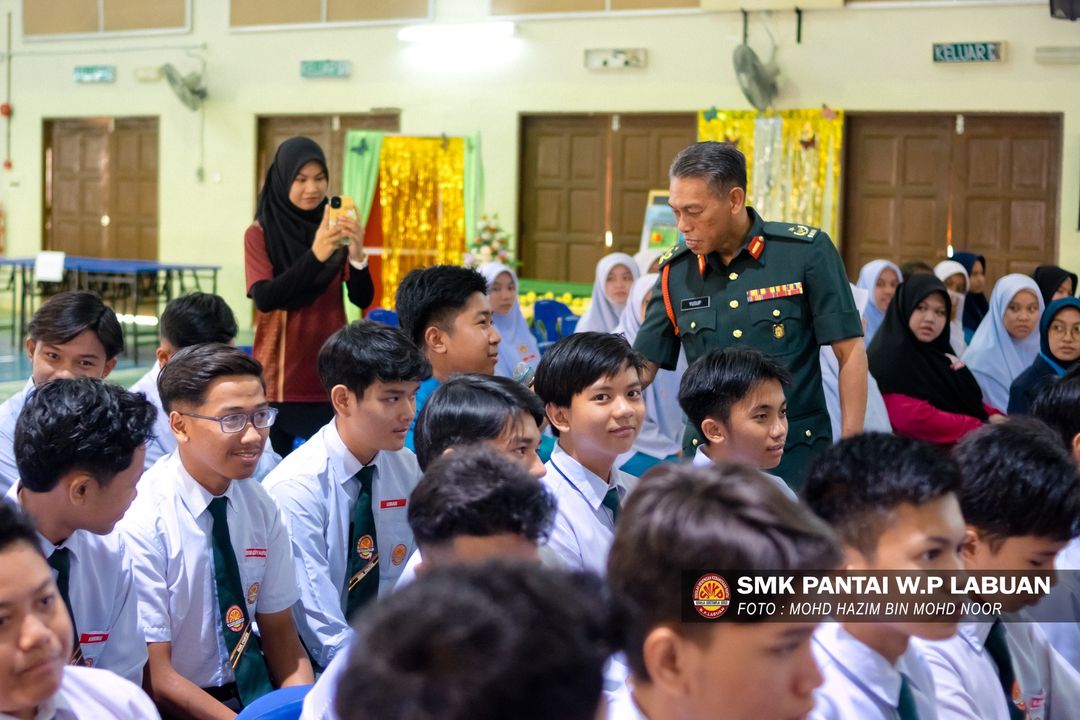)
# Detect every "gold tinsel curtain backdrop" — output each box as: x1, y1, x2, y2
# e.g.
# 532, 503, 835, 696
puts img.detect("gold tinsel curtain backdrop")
698, 108, 844, 242
378, 136, 467, 307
